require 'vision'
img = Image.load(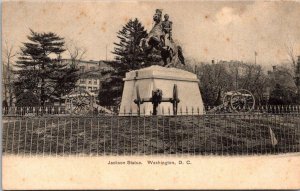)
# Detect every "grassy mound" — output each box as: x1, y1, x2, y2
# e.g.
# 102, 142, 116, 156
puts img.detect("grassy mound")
2, 114, 300, 156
